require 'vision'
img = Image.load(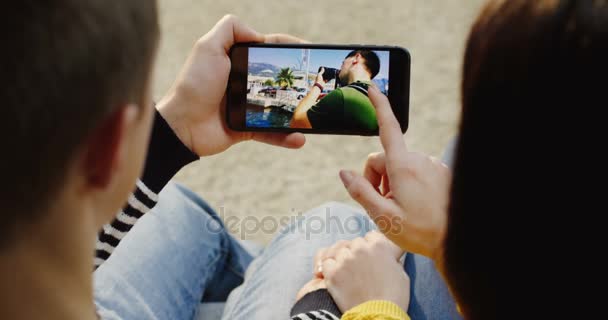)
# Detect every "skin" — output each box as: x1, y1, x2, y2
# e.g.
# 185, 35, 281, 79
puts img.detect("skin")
297, 231, 410, 313
290, 53, 372, 129
296, 86, 451, 313
0, 15, 306, 320
339, 86, 451, 264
